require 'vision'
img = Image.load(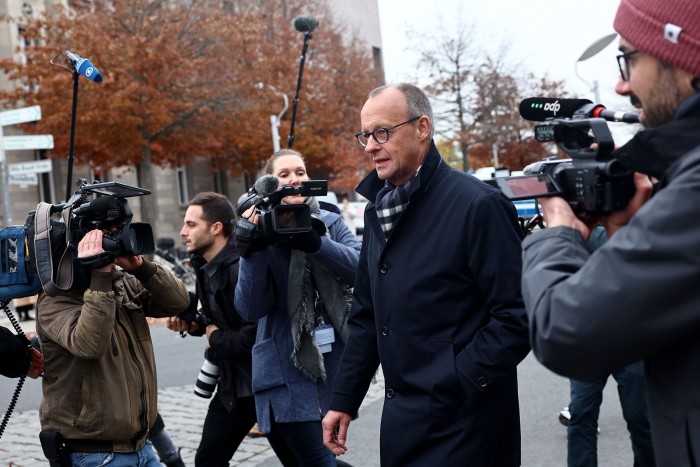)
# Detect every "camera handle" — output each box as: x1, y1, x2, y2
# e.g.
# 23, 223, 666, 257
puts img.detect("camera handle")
77, 251, 116, 270
520, 203, 545, 235
0, 300, 28, 441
